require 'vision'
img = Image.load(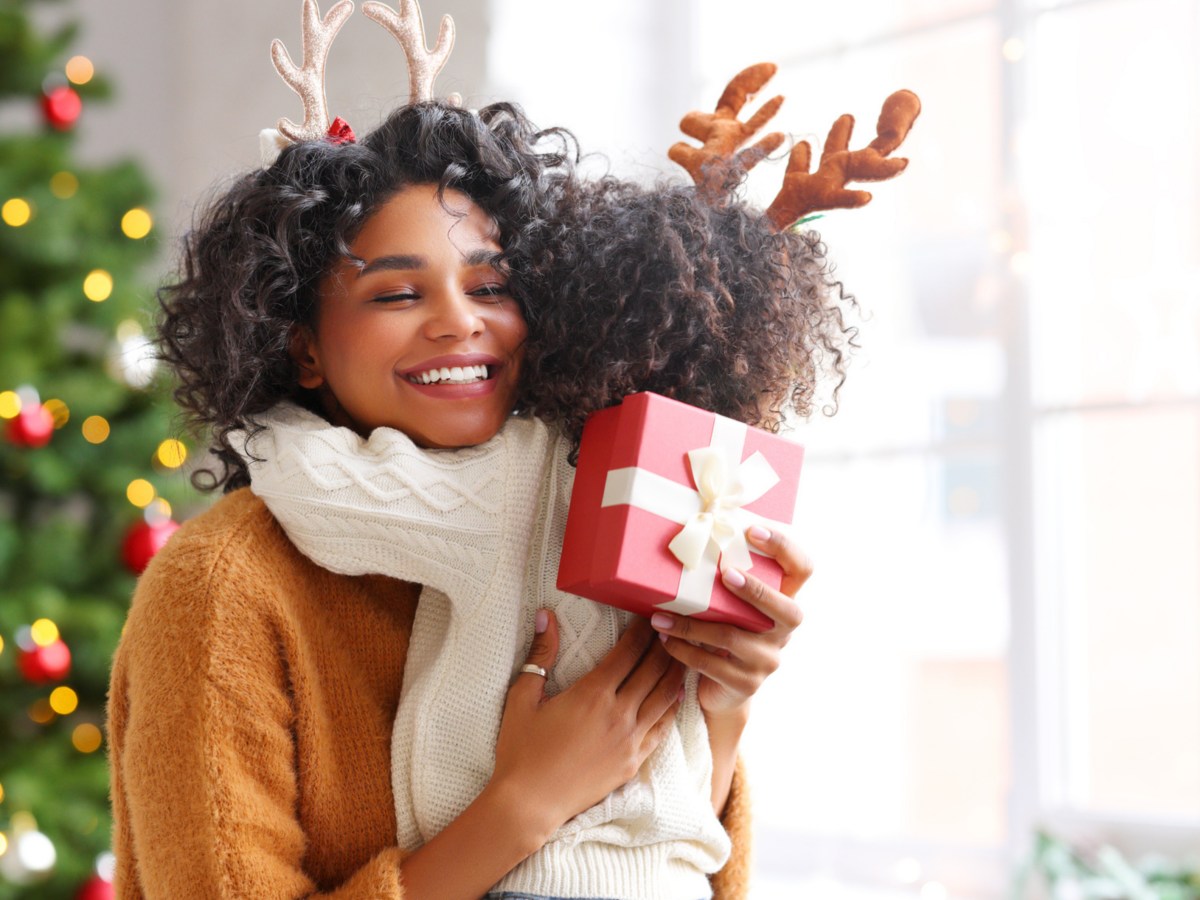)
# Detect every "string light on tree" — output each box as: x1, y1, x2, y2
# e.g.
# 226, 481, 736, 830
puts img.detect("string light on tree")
2, 197, 33, 227
65, 55, 94, 85
156, 438, 187, 469
83, 269, 113, 302
28, 698, 56, 725
49, 686, 79, 715
0, 390, 21, 419
43, 398, 70, 429
81, 415, 110, 444
107, 320, 157, 388
72, 723, 103, 754
120, 208, 153, 240
50, 171, 79, 199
